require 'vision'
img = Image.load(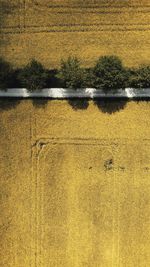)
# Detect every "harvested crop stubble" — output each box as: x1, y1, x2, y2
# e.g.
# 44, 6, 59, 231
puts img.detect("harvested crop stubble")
0, 100, 150, 267
0, 0, 150, 67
